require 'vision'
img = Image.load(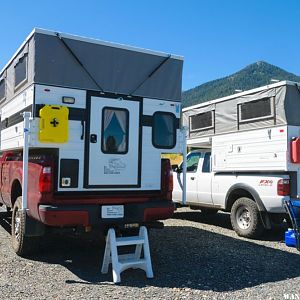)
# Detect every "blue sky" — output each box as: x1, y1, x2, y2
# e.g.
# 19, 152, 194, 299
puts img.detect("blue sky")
1, 0, 299, 91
